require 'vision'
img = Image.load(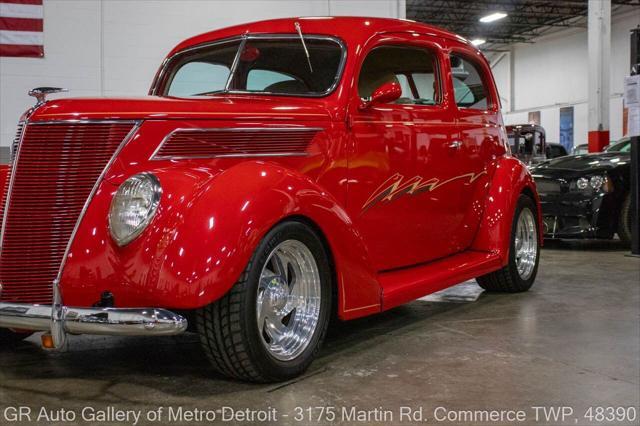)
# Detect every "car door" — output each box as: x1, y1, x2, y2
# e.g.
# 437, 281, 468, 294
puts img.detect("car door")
347, 36, 462, 271
445, 46, 503, 250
